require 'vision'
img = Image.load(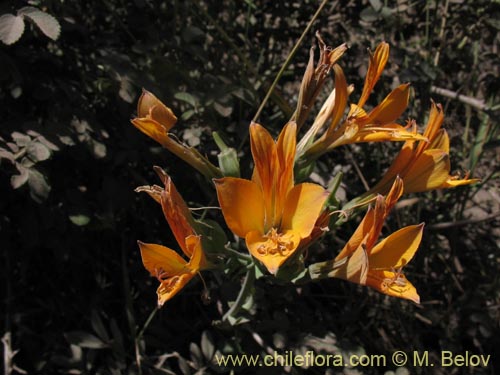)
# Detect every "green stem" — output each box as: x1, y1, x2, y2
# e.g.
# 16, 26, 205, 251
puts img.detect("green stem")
223, 266, 255, 322
251, 0, 330, 123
